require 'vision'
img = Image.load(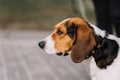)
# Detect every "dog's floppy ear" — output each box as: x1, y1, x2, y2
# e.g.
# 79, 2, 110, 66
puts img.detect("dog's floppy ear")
71, 22, 96, 63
